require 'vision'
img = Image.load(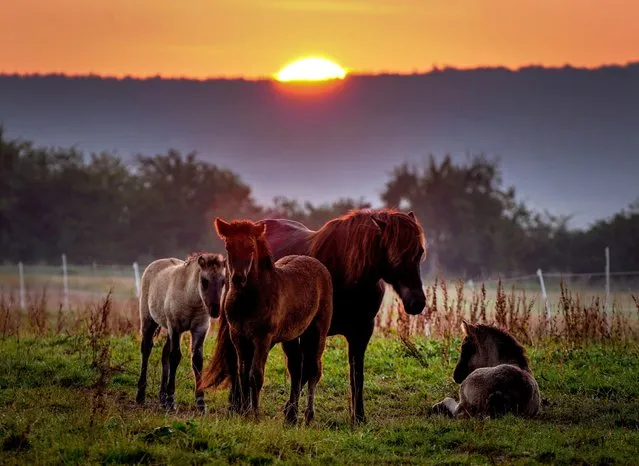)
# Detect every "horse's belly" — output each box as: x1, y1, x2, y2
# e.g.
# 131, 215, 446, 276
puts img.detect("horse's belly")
146, 291, 166, 326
